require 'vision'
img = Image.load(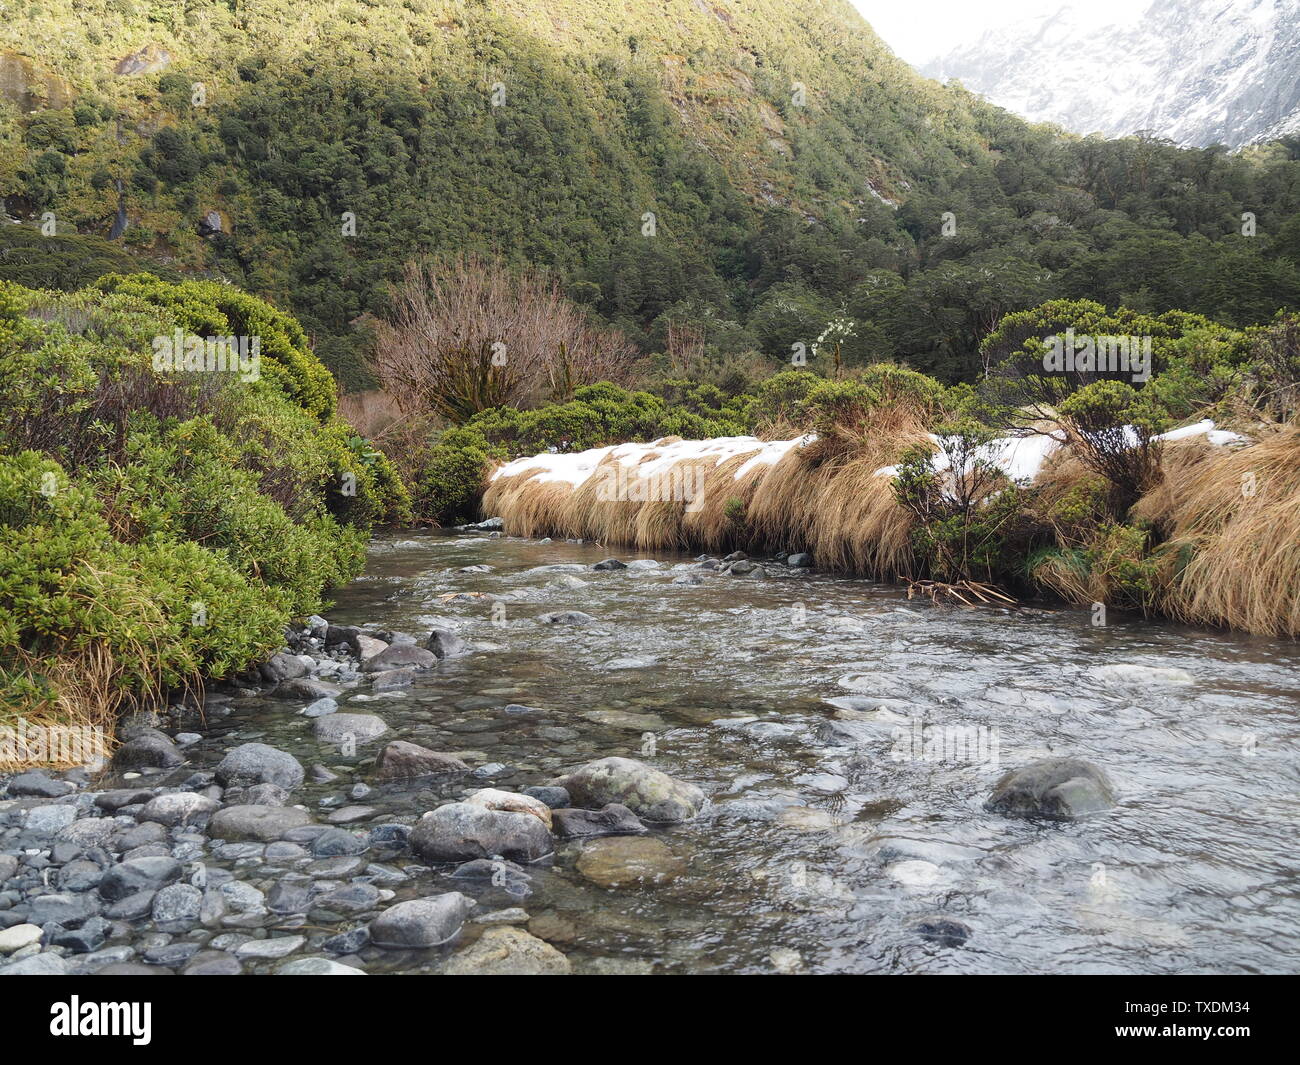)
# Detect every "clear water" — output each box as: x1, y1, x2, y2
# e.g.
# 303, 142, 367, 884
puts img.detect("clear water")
181, 530, 1300, 974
